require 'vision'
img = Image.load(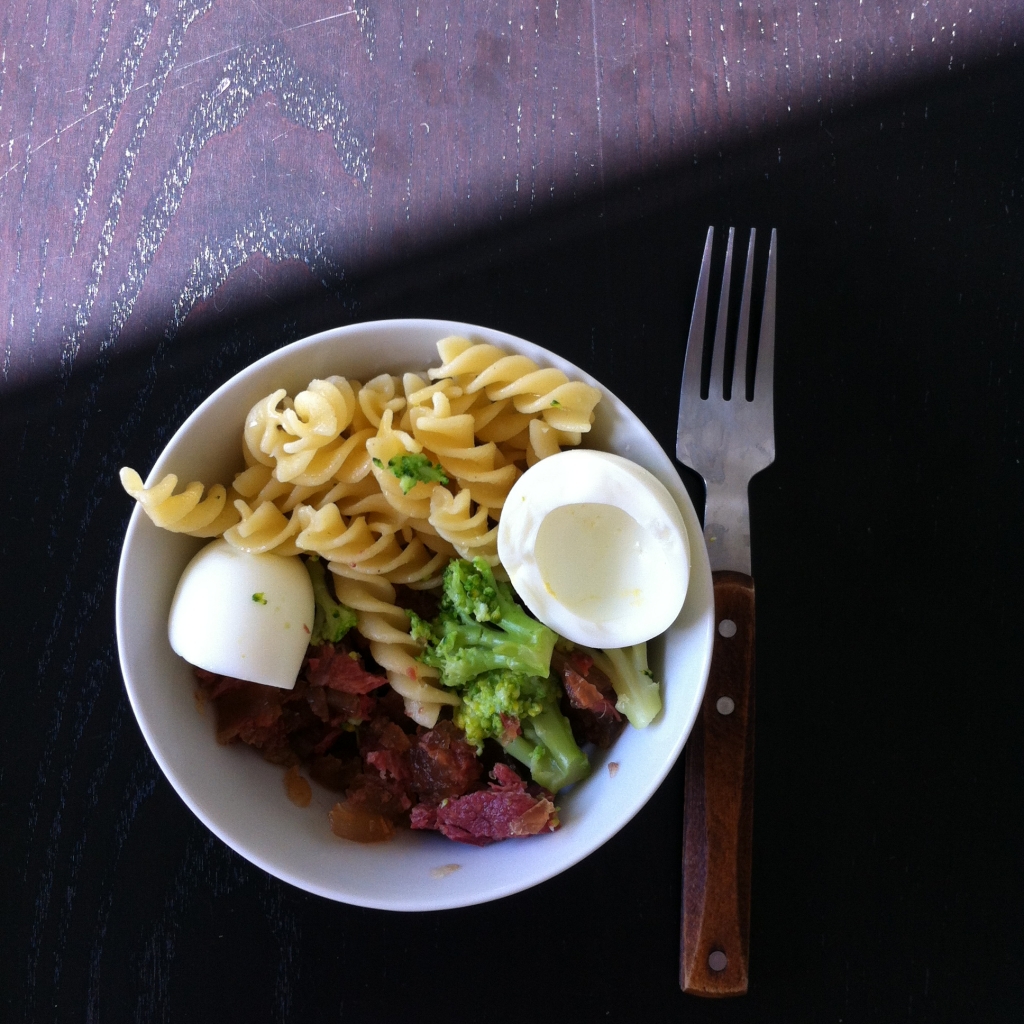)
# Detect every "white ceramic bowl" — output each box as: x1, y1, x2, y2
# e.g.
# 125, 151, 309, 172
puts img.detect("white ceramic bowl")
116, 318, 714, 911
